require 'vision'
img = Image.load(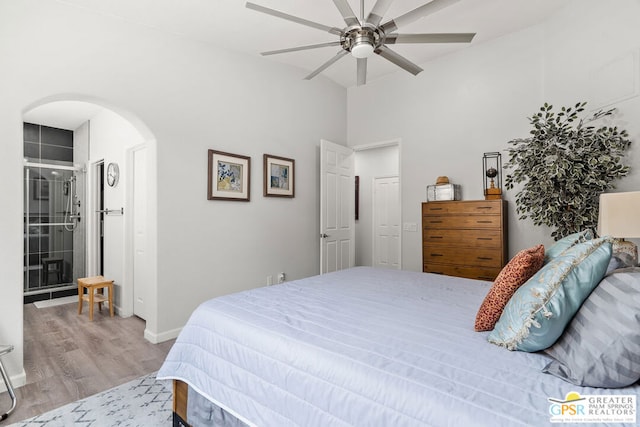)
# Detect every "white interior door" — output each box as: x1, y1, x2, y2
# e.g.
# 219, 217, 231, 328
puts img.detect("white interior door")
320, 139, 355, 274
373, 176, 401, 269
133, 146, 148, 319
